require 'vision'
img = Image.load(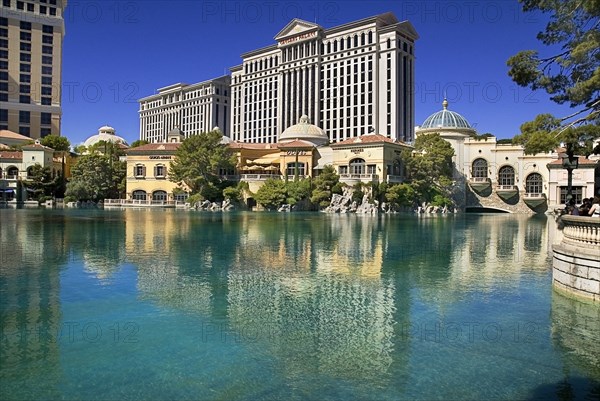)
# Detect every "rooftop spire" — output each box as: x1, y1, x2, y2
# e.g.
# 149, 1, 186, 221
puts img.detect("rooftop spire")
442, 98, 448, 110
